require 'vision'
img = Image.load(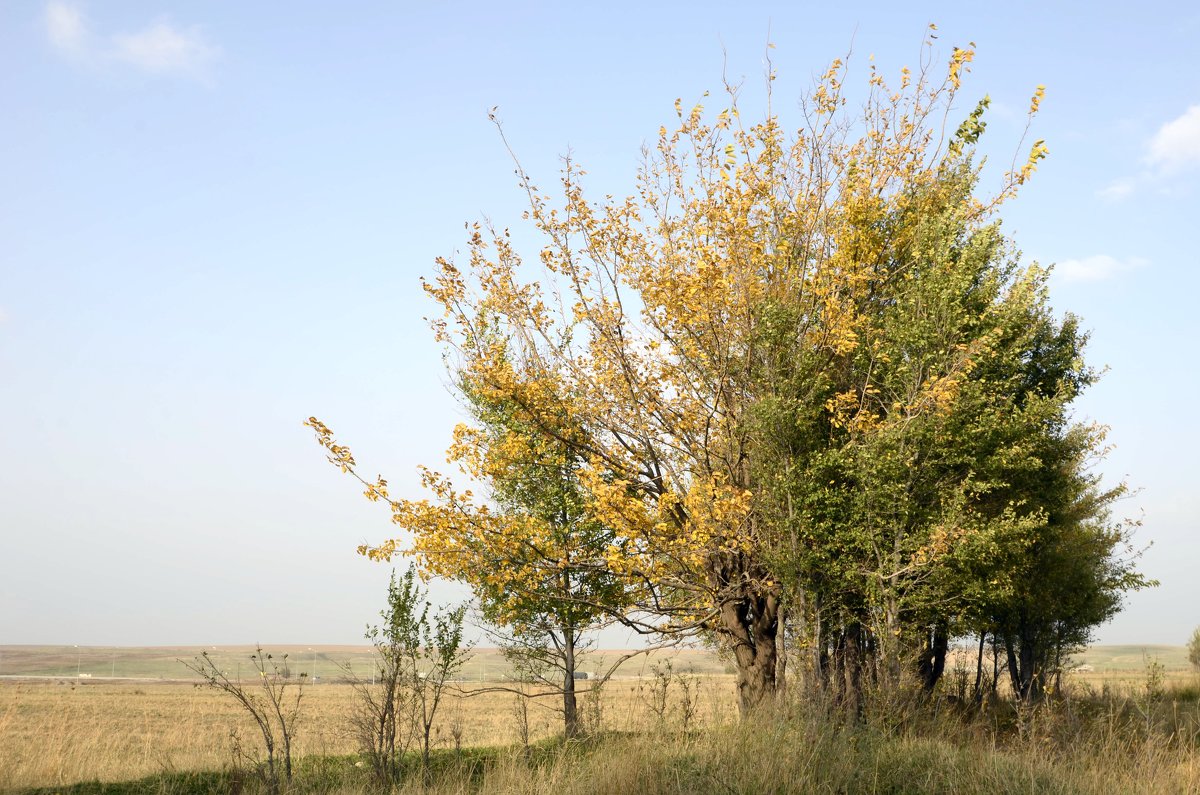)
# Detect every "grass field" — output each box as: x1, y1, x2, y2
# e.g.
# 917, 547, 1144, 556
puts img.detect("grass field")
4, 672, 1200, 794
2, 644, 1197, 793
1067, 644, 1193, 671
0, 668, 737, 791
